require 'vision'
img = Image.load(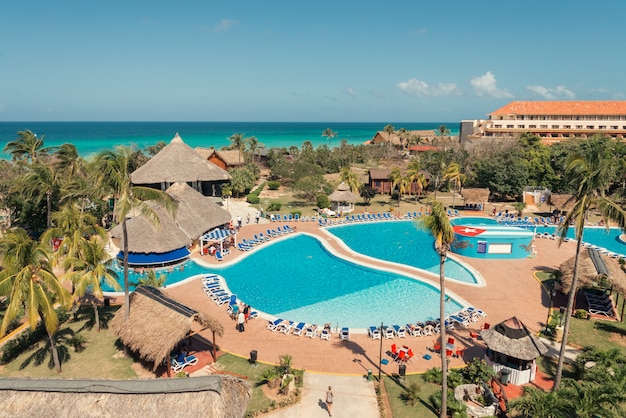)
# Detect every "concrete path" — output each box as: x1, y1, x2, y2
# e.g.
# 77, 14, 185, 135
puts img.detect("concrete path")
264, 372, 379, 418
539, 337, 582, 363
